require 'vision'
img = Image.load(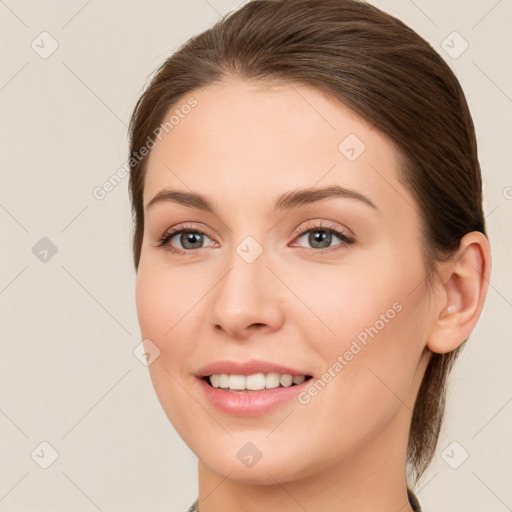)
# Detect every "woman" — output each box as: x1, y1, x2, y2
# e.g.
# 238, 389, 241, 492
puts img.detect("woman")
128, 1, 491, 510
